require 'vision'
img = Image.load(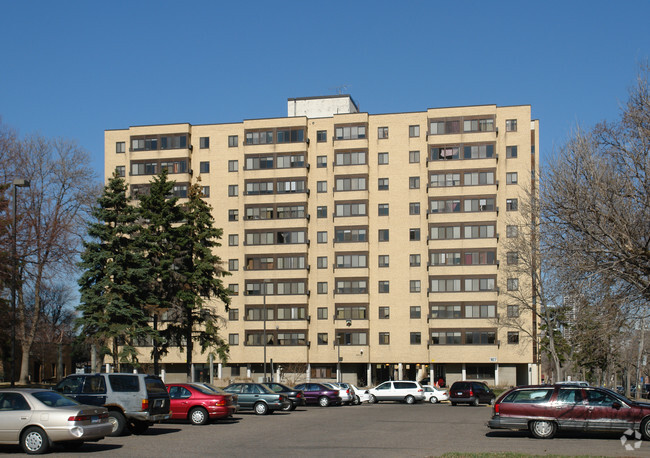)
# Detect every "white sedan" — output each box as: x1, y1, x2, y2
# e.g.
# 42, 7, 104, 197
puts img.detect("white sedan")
348, 384, 371, 403
423, 385, 449, 403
